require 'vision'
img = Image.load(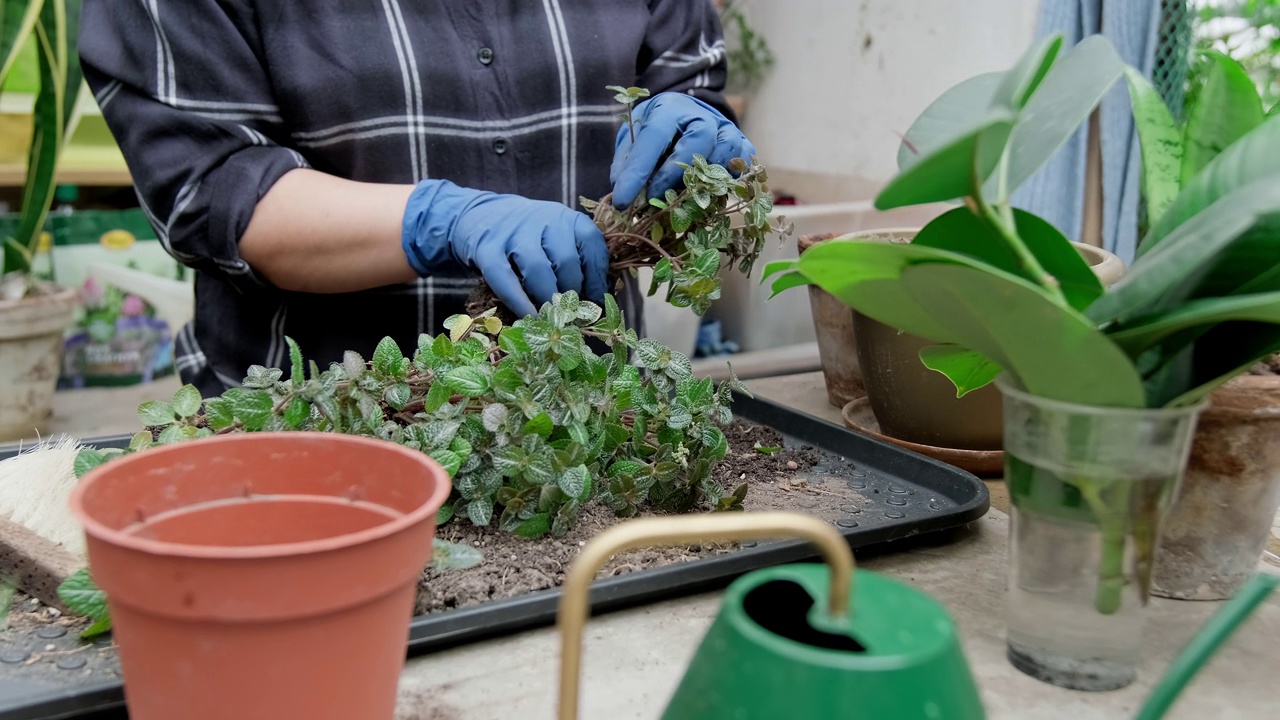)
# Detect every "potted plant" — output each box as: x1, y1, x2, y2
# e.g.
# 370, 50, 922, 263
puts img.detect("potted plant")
1124, 50, 1280, 601
0, 0, 83, 441
765, 32, 1280, 692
